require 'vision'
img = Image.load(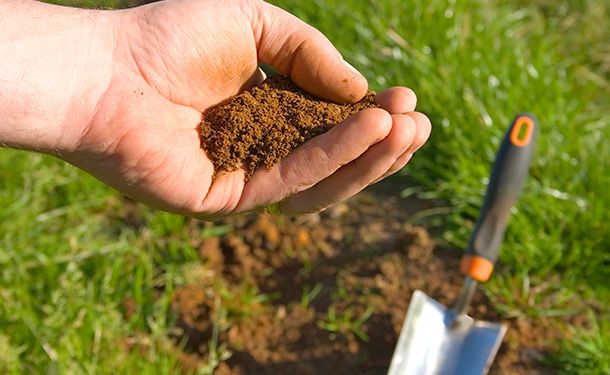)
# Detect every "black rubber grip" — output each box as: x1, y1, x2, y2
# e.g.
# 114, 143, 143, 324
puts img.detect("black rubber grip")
465, 113, 538, 265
